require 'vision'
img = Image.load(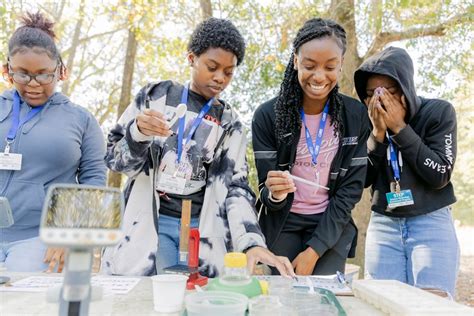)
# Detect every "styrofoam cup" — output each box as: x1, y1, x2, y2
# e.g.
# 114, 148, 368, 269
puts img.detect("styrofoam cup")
151, 274, 188, 313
